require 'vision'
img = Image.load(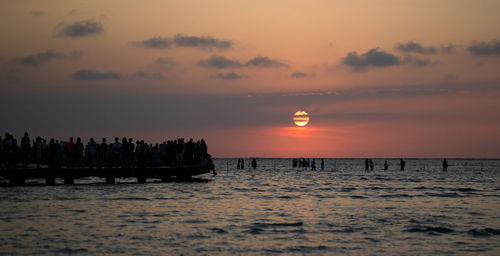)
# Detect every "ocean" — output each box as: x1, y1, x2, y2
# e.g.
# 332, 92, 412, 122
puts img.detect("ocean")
1, 158, 499, 255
